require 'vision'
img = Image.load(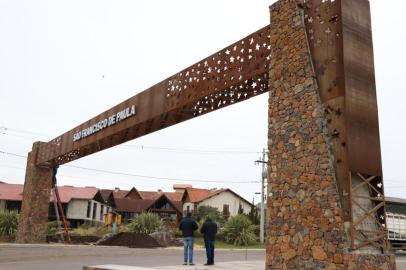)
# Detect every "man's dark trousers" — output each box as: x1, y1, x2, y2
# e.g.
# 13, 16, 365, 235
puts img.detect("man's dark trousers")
204, 240, 215, 265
